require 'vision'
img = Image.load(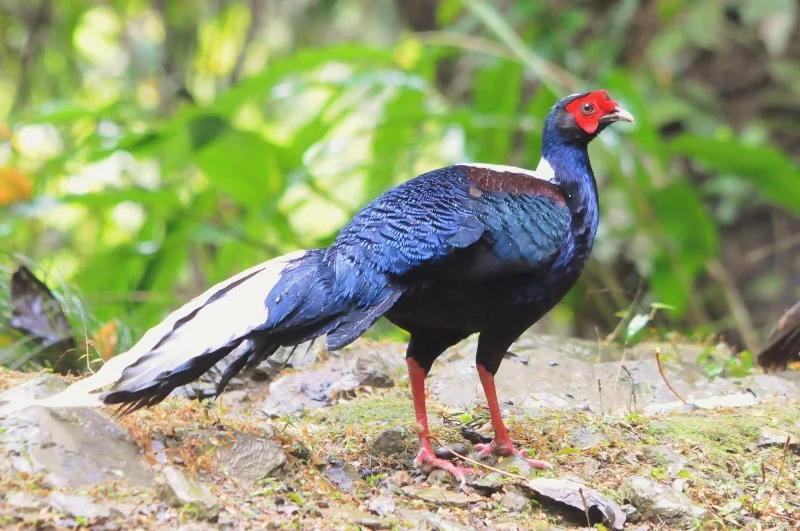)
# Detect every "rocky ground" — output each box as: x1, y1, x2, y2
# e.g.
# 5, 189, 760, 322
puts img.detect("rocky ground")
1, 332, 799, 530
